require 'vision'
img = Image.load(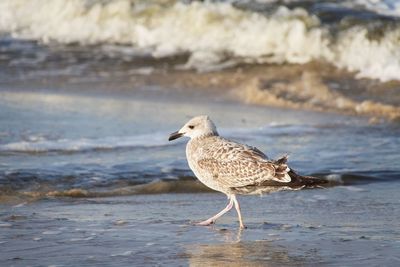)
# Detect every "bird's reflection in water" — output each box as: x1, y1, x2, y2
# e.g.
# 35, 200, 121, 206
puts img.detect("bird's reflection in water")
215, 227, 243, 243
185, 227, 318, 266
